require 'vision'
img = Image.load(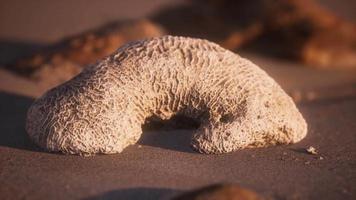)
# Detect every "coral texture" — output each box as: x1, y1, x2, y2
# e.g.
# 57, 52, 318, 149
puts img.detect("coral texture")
26, 36, 307, 155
